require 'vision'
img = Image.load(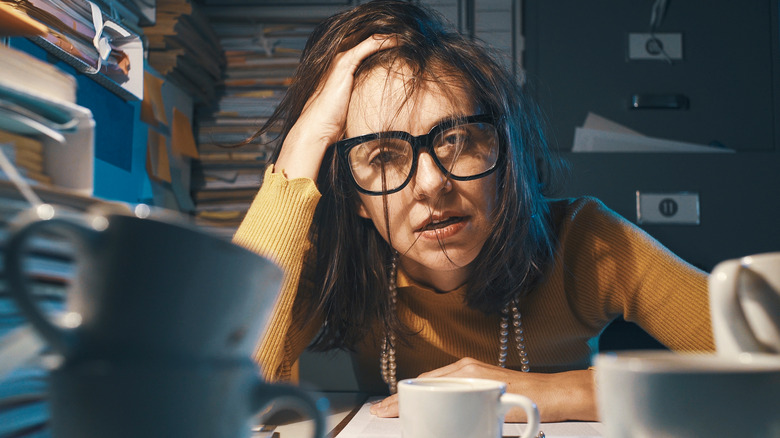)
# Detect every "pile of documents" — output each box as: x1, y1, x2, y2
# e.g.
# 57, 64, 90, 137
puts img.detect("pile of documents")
0, 191, 76, 438
145, 0, 225, 106
93, 0, 156, 29
190, 22, 312, 236
0, 44, 95, 195
0, 0, 143, 100
189, 119, 272, 235
572, 112, 735, 153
